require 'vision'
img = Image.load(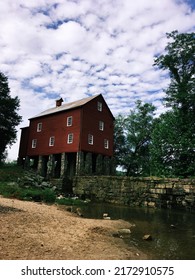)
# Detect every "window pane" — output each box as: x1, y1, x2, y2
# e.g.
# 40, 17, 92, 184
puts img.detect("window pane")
88, 134, 93, 145
49, 136, 55, 146
97, 101, 102, 111
67, 133, 73, 144
67, 116, 72, 126
32, 139, 37, 148
104, 139, 109, 149
37, 123, 42, 132
99, 121, 104, 130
